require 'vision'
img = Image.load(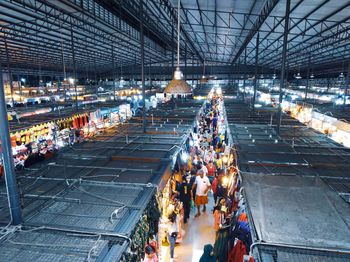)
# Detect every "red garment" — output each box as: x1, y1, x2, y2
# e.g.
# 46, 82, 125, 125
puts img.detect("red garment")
212, 178, 218, 194
229, 240, 247, 262
206, 163, 217, 177
249, 257, 255, 262
80, 116, 85, 127
73, 118, 79, 129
